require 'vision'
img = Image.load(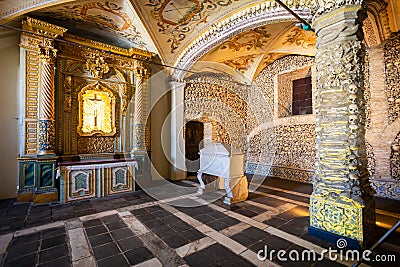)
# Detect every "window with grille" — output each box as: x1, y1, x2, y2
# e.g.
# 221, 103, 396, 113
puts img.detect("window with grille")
292, 76, 312, 115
